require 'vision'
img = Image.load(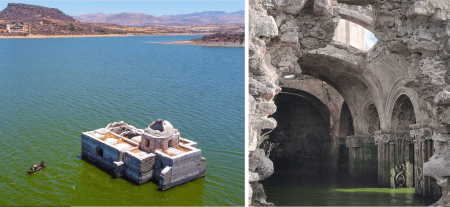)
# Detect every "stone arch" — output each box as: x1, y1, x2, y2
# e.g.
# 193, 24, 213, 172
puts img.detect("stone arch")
385, 79, 422, 128
338, 3, 375, 33
375, 91, 418, 188
347, 91, 383, 135
293, 46, 413, 133
279, 77, 344, 128
268, 87, 334, 172
291, 42, 388, 133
